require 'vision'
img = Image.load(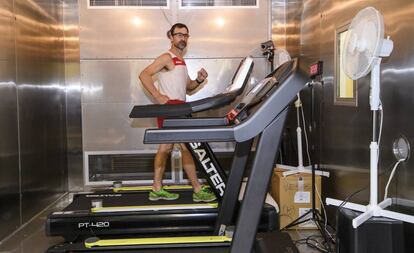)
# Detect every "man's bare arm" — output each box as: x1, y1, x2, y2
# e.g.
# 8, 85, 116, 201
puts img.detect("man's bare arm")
139, 54, 171, 104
